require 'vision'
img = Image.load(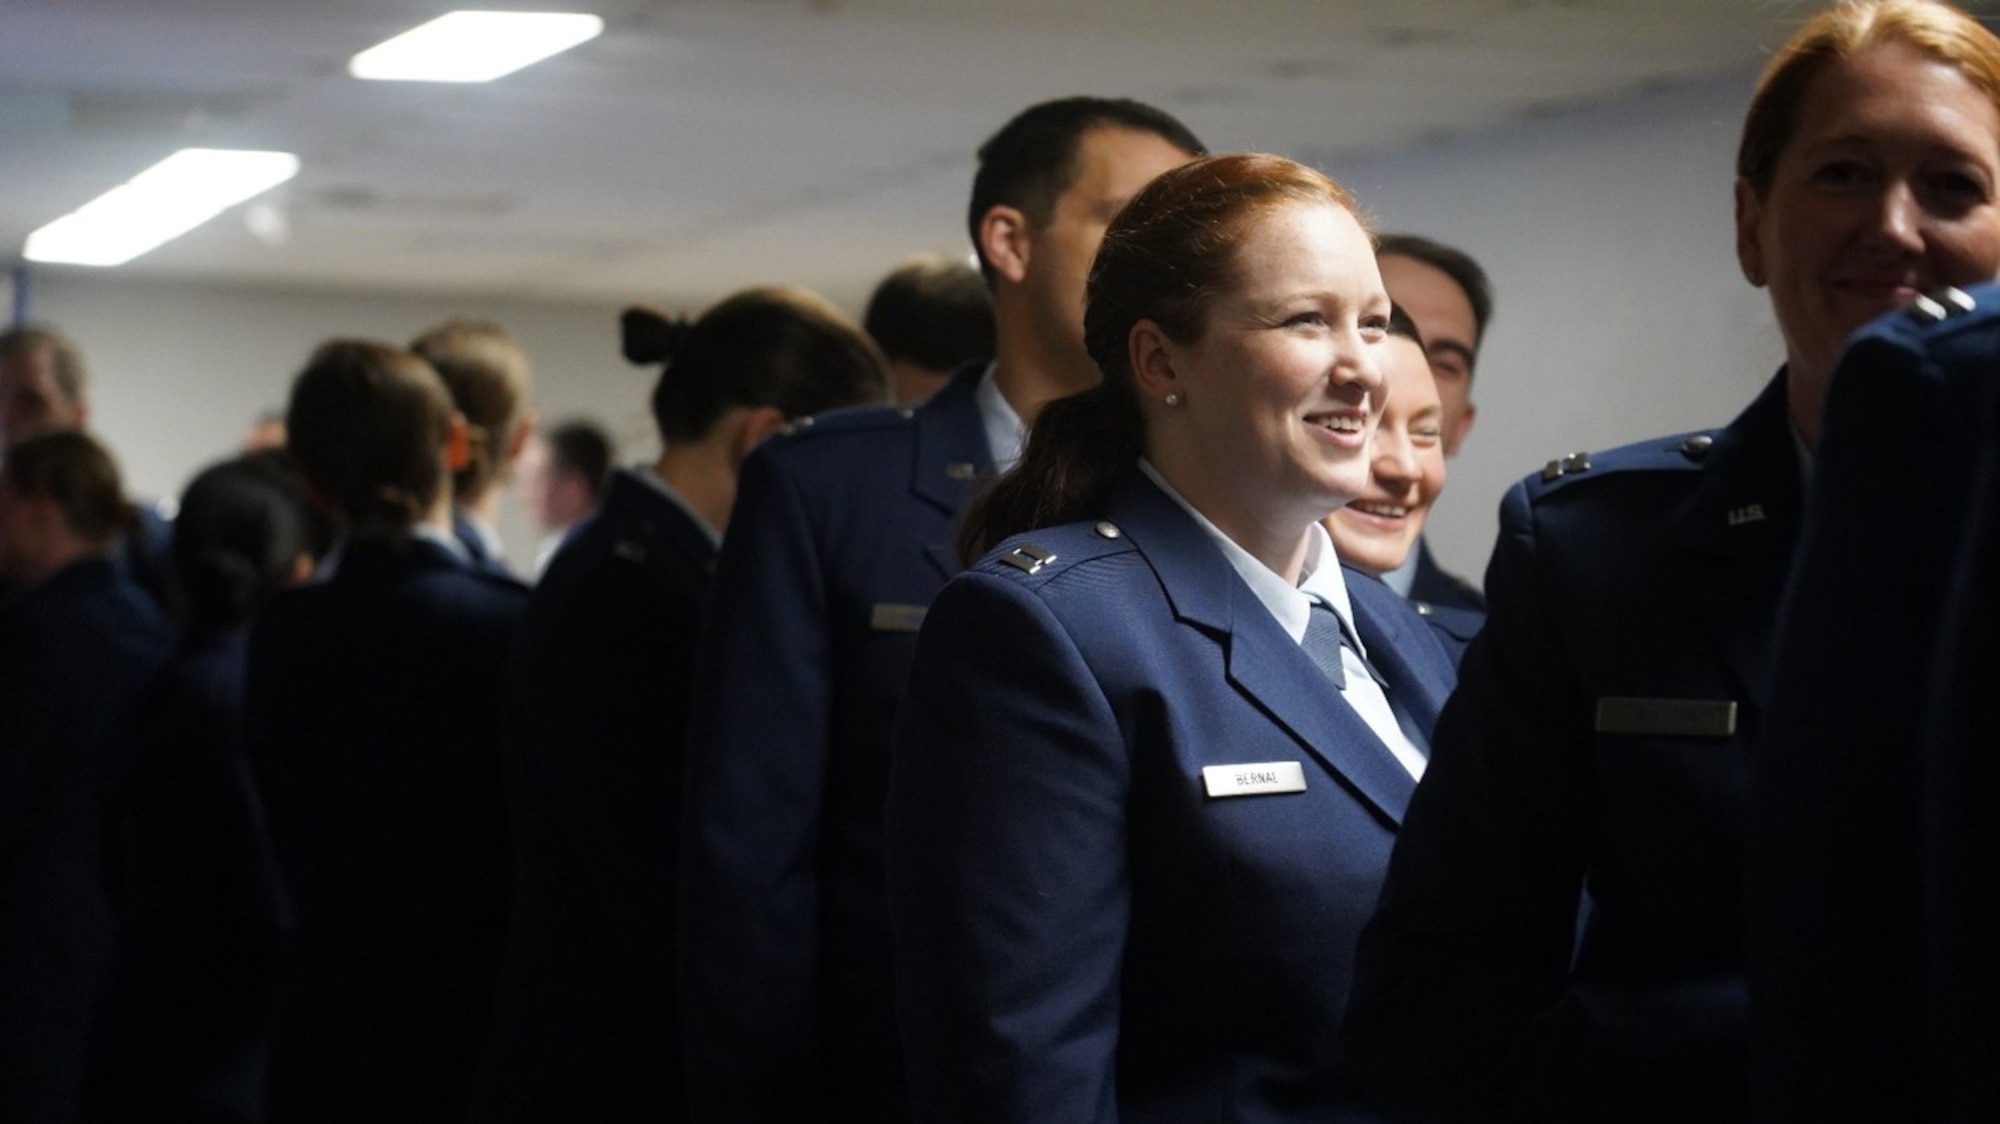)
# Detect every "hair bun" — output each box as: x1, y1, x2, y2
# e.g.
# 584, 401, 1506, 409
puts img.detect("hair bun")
621, 305, 693, 366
